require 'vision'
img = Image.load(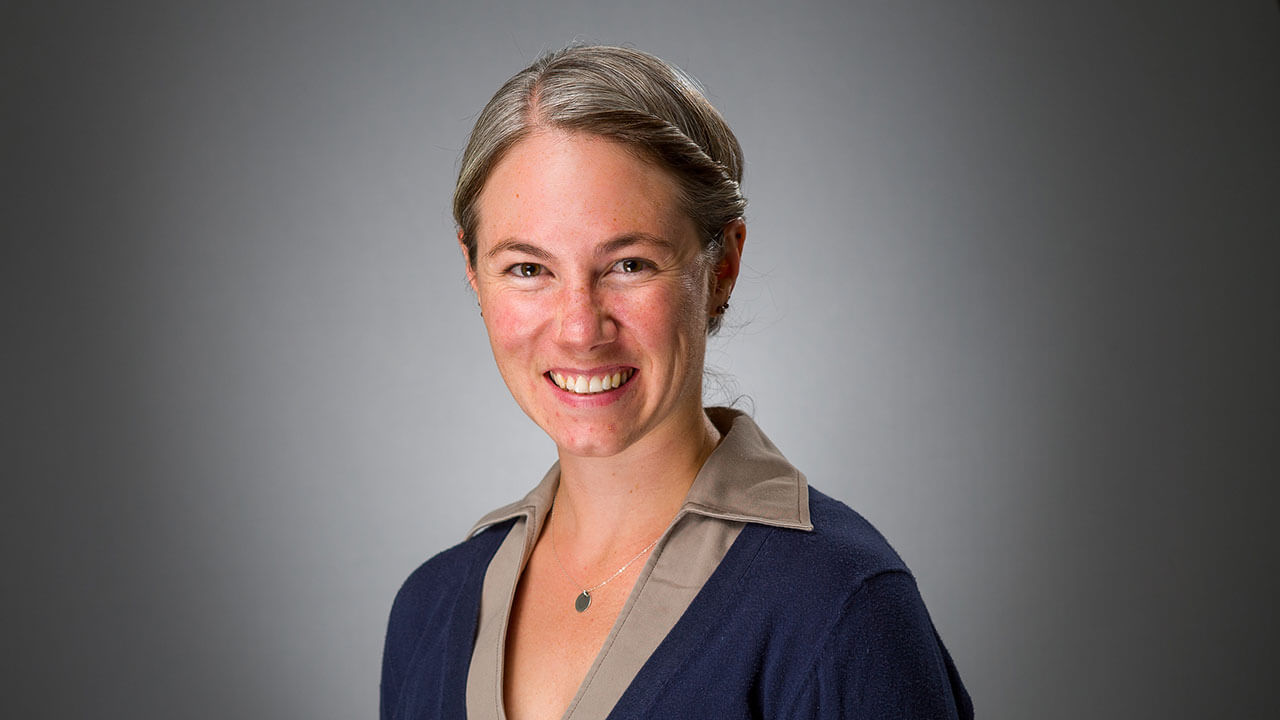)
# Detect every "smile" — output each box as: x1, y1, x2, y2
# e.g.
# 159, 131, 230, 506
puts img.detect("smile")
547, 368, 635, 395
